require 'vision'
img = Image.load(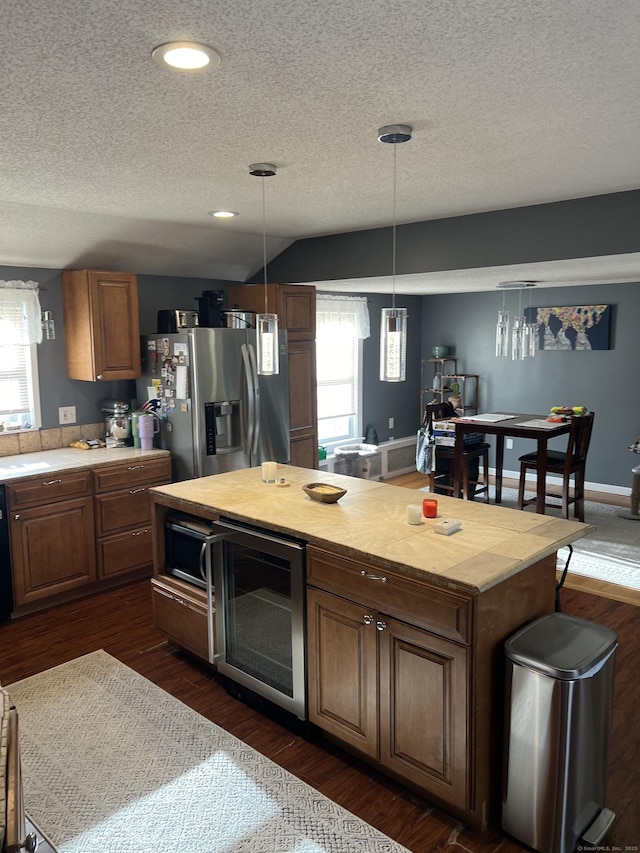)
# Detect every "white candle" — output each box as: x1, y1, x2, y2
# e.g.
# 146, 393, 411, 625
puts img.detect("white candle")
406, 504, 423, 525
261, 461, 277, 482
